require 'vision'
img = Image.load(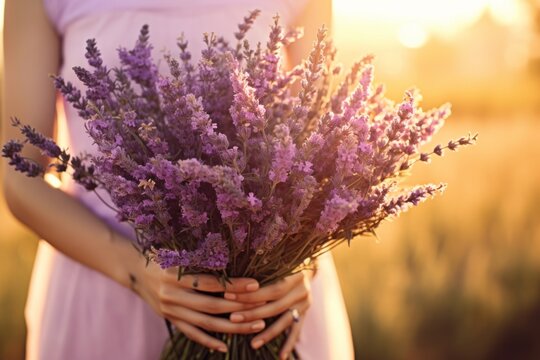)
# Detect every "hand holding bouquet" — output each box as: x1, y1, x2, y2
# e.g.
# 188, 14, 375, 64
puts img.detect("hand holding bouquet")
3, 10, 476, 359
